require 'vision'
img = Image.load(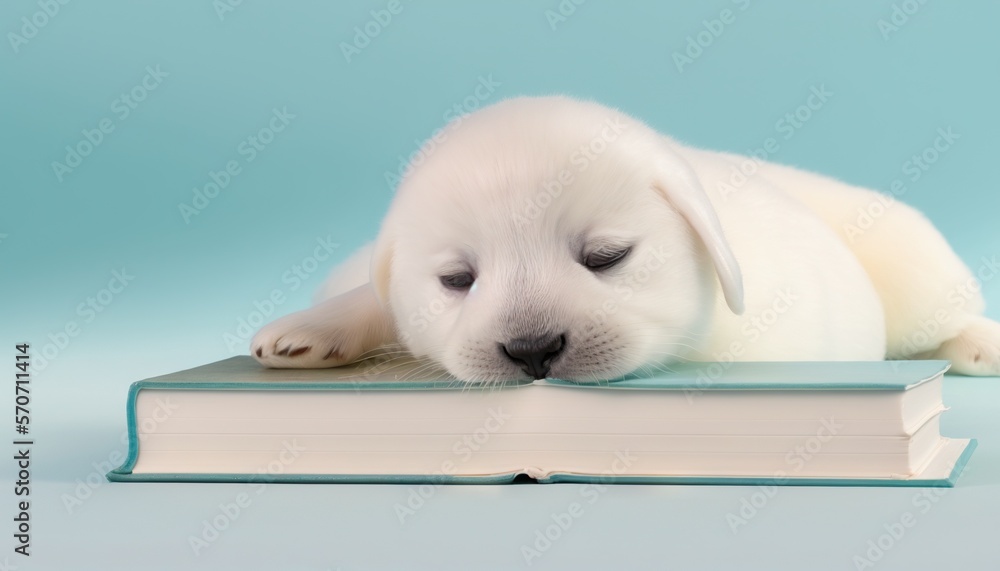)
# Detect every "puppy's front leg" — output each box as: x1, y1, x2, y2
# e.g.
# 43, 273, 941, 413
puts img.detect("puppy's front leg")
251, 283, 396, 368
